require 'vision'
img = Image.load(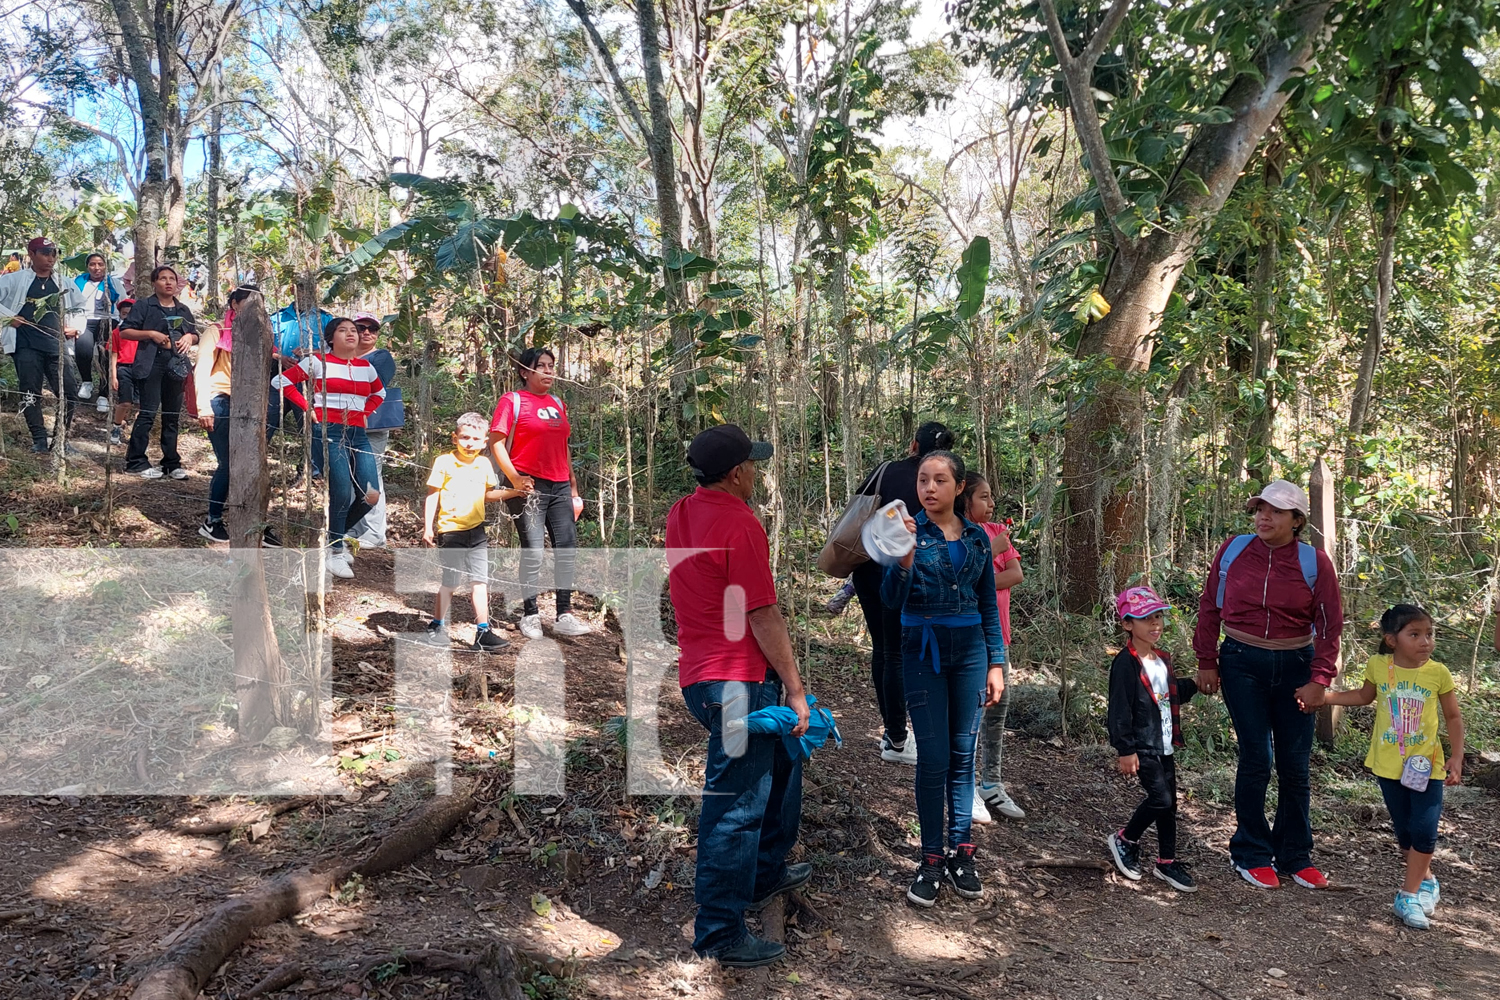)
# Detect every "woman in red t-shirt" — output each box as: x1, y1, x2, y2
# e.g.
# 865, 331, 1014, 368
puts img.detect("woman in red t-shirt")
489, 346, 589, 639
